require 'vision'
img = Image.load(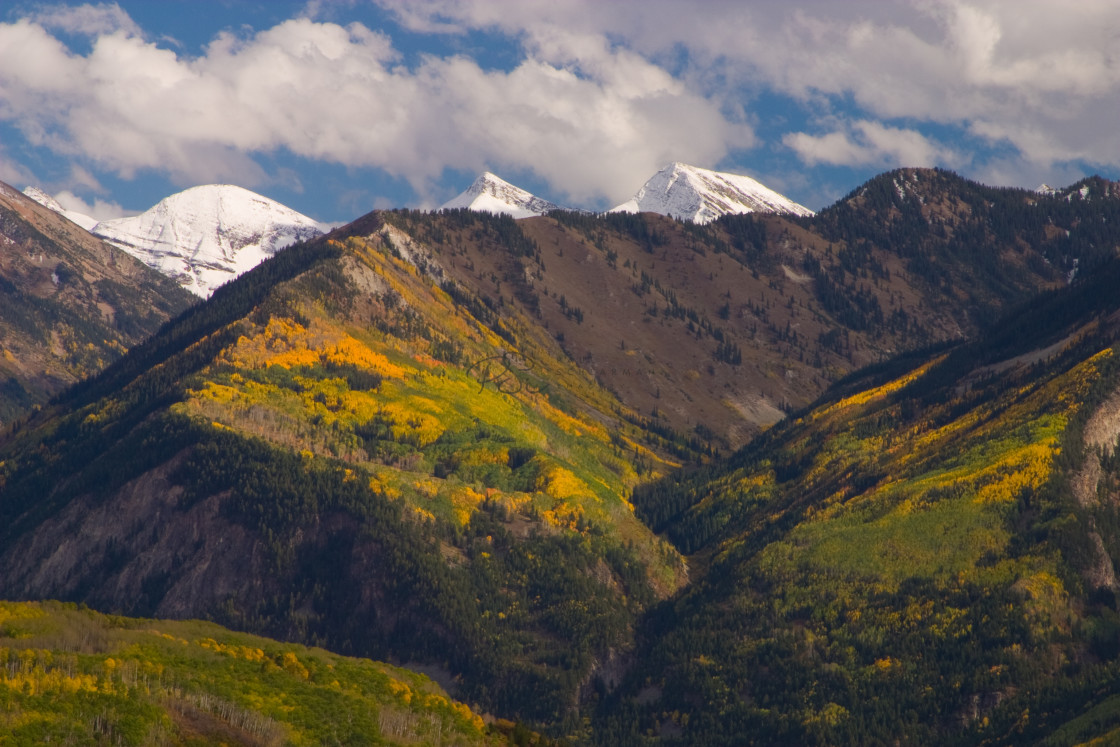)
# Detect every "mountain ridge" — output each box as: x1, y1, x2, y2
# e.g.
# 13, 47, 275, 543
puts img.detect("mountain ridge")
21, 186, 99, 231
0, 210, 692, 727
441, 163, 813, 224
602, 258, 1120, 744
